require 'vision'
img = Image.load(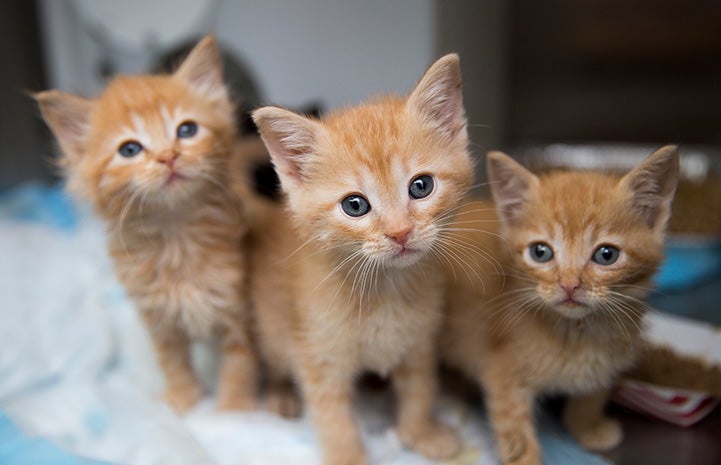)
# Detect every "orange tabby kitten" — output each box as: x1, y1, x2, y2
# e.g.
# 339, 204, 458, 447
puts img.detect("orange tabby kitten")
227, 136, 302, 416
441, 146, 679, 465
35, 36, 256, 413
251, 54, 473, 465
